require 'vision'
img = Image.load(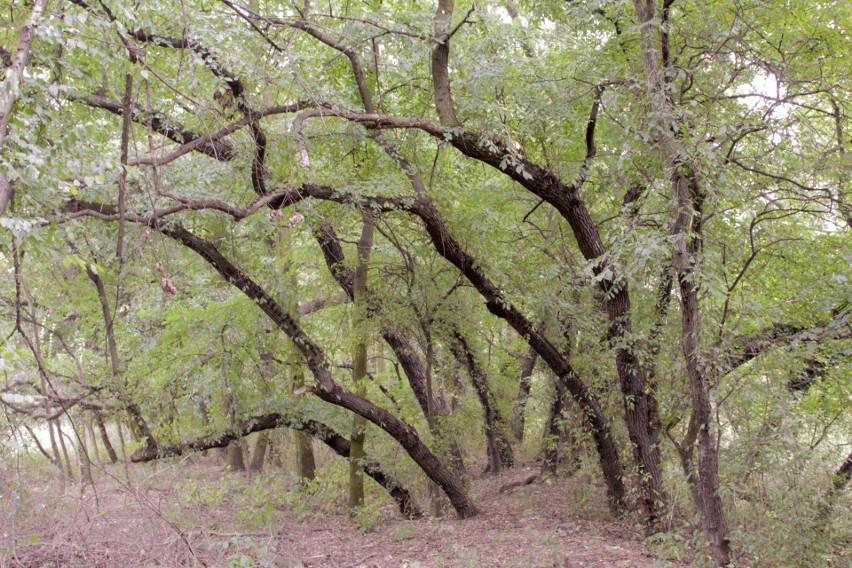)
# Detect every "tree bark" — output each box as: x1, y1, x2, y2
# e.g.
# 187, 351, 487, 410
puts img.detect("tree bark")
226, 440, 246, 472
277, 221, 317, 483
84, 264, 158, 454
407, 196, 626, 513
292, 366, 316, 483
315, 222, 467, 476
431, 0, 460, 126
